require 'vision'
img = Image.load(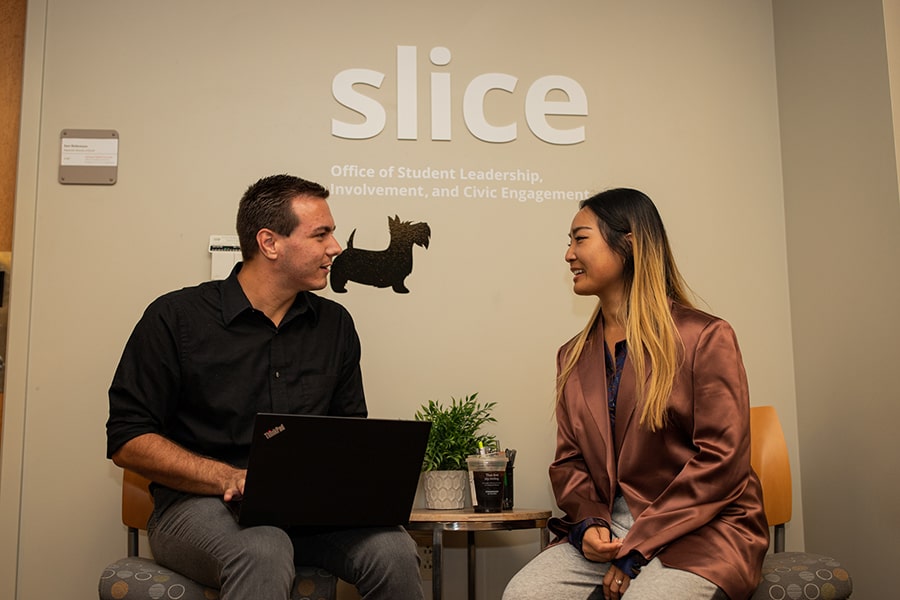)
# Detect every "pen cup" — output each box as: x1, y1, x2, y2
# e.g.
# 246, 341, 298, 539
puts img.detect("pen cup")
466, 452, 508, 513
